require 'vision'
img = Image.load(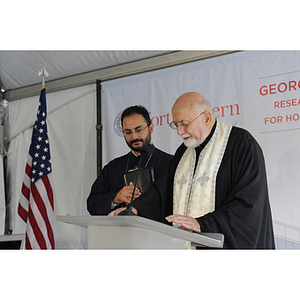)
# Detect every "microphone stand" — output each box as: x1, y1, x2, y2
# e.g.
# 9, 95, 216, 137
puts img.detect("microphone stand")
117, 149, 144, 216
